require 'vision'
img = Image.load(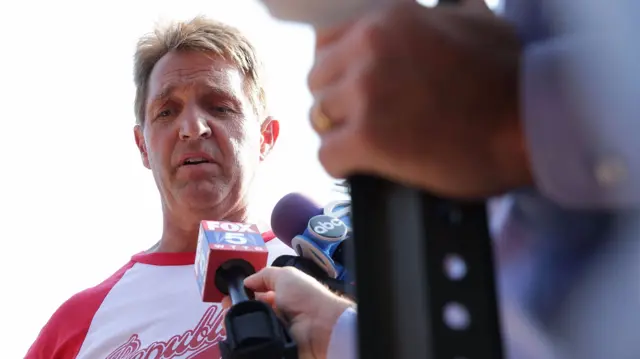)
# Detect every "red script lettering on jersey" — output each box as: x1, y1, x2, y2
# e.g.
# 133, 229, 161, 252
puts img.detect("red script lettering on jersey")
106, 305, 226, 359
